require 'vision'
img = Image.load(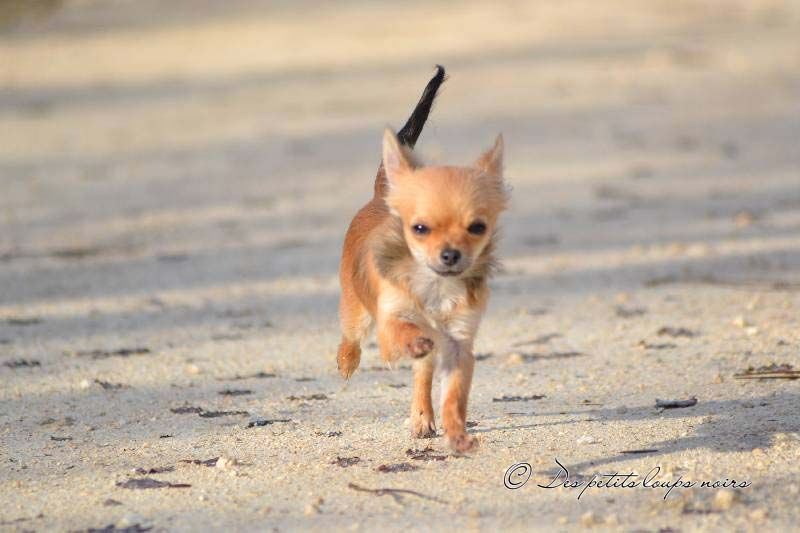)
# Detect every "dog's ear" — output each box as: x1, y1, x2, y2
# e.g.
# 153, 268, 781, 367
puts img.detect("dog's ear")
382, 128, 416, 187
475, 134, 504, 177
